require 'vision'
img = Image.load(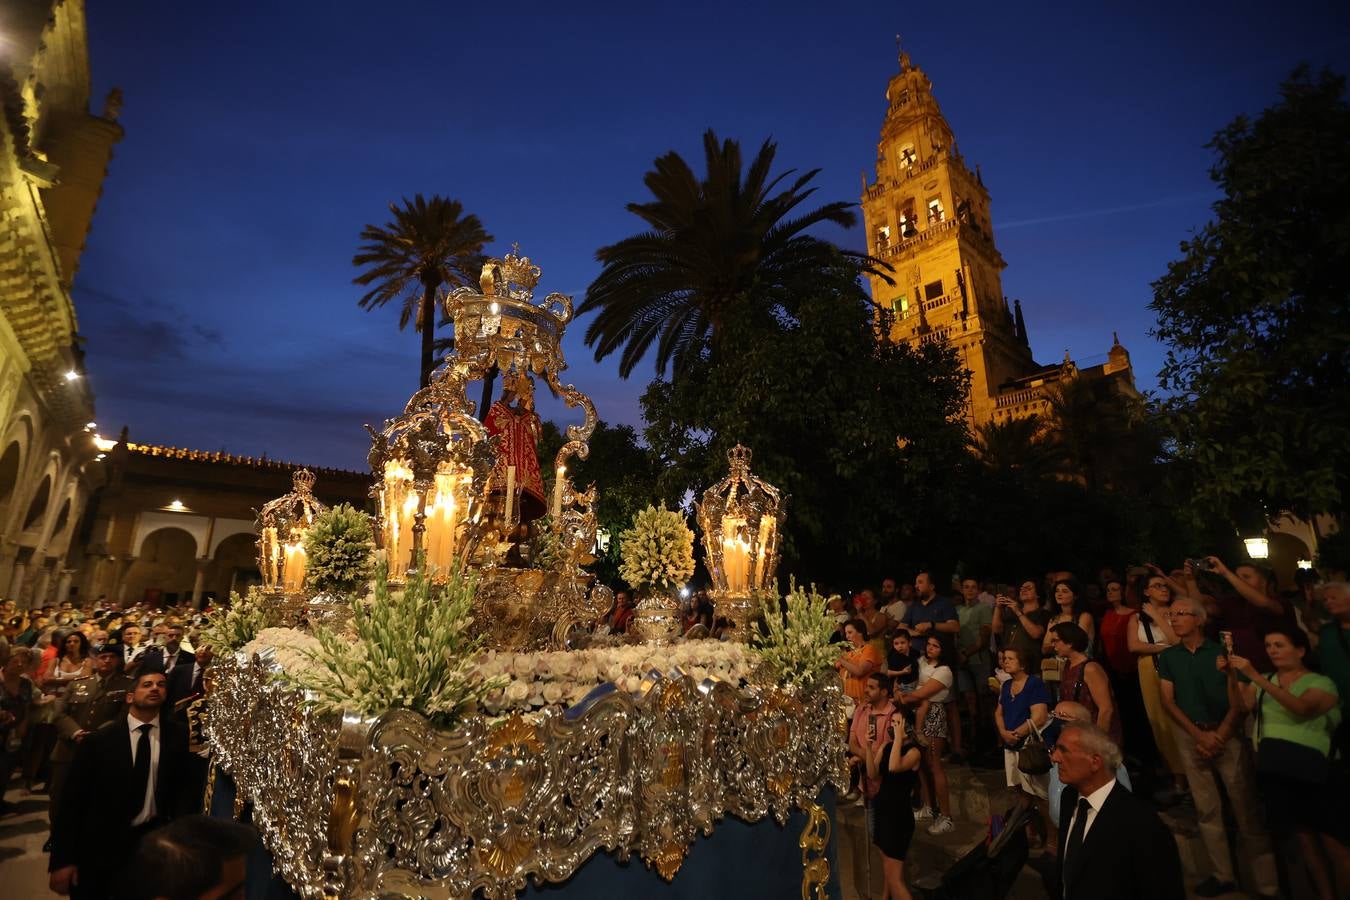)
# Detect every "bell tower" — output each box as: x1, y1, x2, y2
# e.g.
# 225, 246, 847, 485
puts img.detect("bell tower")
861, 49, 1035, 425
